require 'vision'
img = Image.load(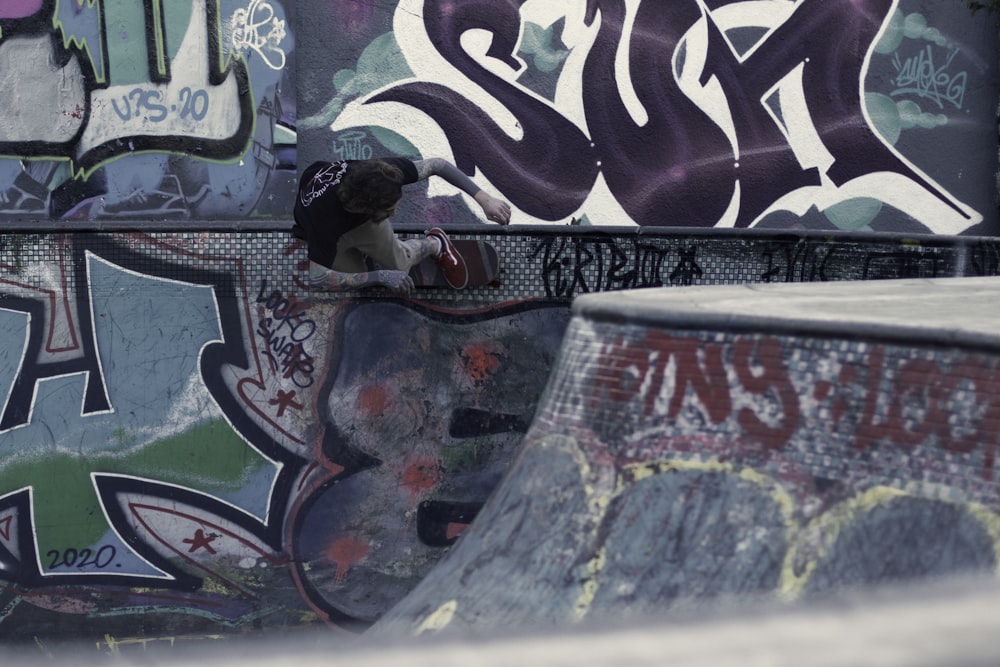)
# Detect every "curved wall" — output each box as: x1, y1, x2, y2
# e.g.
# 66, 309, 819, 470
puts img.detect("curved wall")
0, 226, 996, 646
